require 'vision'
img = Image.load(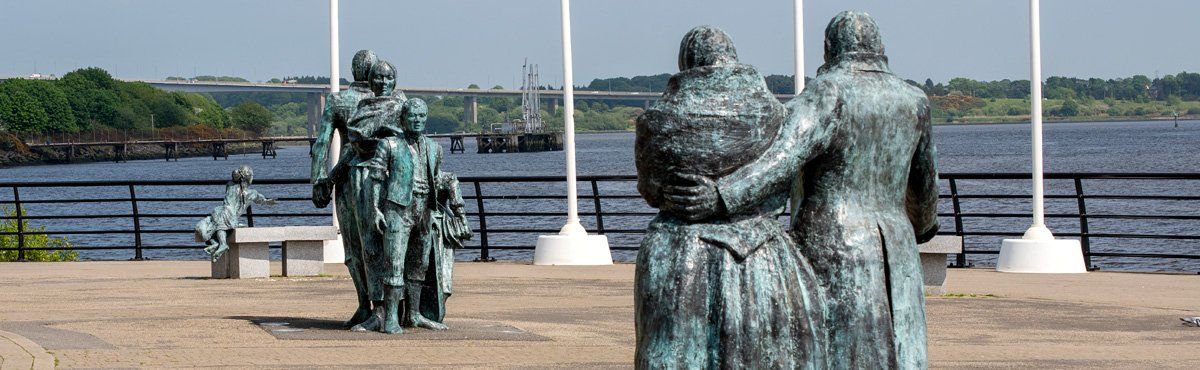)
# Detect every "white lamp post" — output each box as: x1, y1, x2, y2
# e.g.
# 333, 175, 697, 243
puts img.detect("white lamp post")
996, 0, 1086, 273
533, 0, 612, 265
794, 0, 804, 95
322, 0, 346, 263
